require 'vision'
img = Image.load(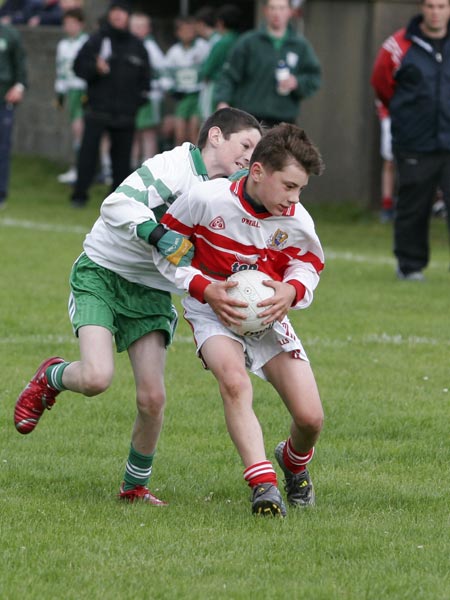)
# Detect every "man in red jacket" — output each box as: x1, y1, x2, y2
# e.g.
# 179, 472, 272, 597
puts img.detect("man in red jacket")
371, 0, 450, 280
